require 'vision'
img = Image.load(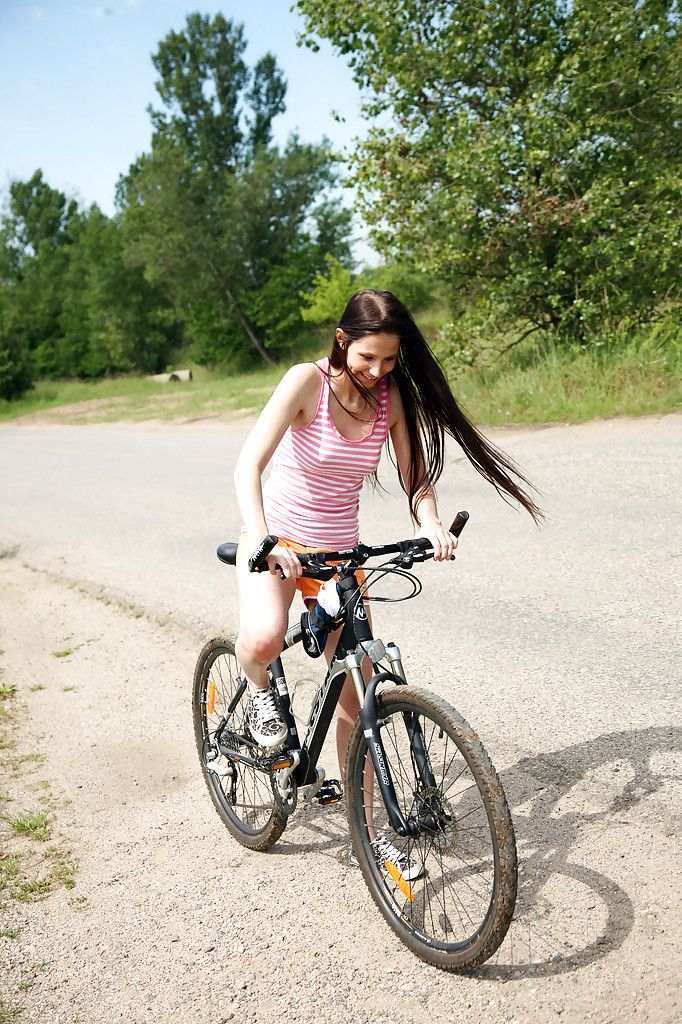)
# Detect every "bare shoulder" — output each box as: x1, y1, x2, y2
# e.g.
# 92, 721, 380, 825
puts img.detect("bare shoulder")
270, 360, 323, 426
278, 360, 321, 391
